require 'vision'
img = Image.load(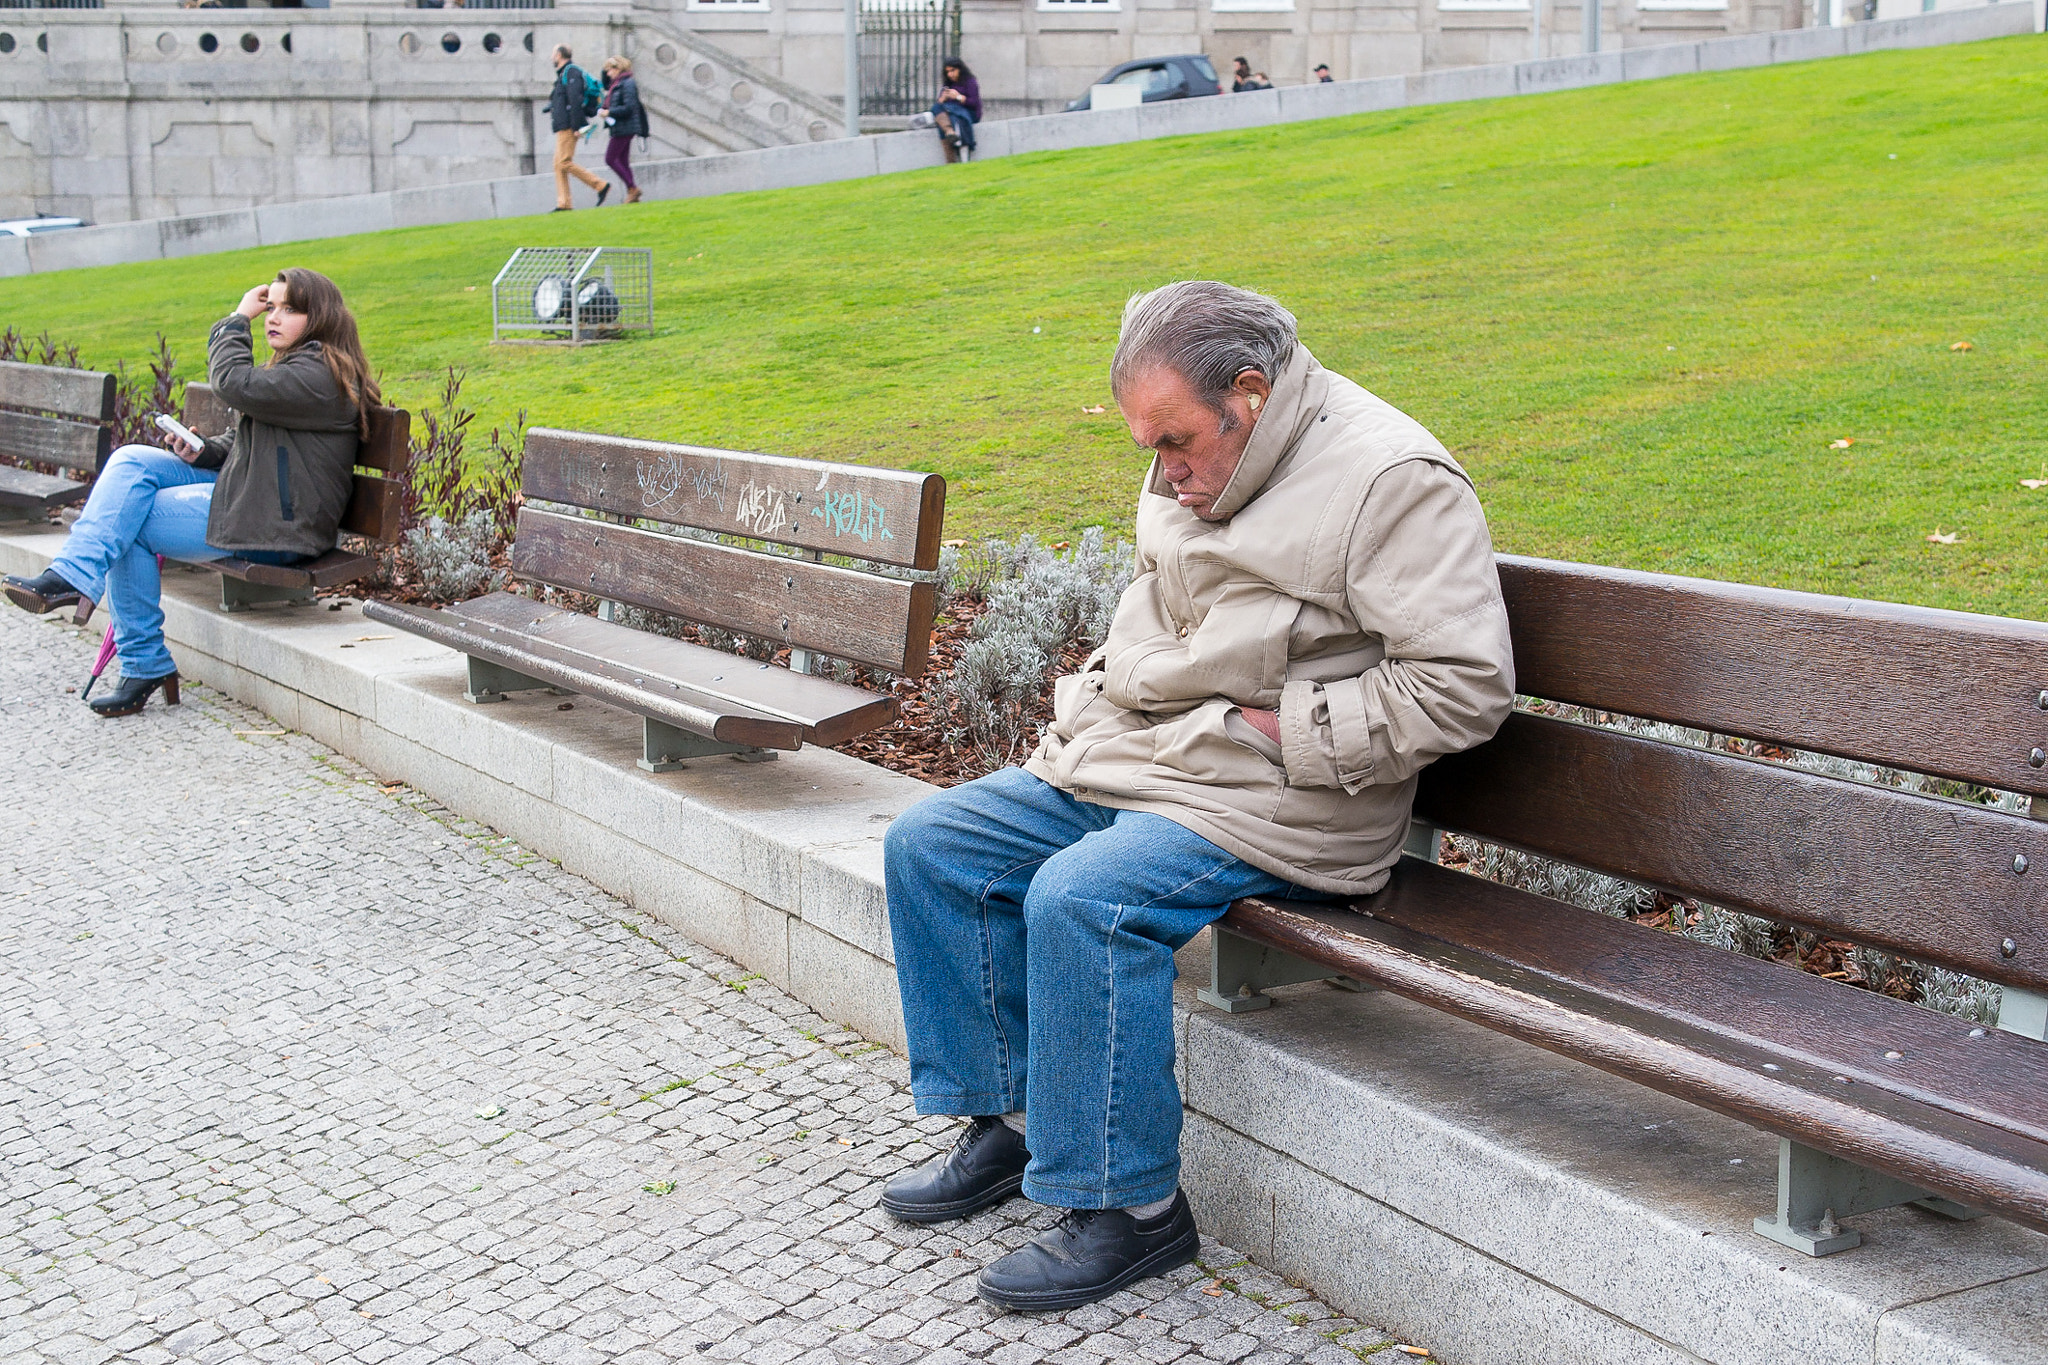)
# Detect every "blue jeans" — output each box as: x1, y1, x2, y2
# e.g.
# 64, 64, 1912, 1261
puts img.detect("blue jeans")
49, 445, 296, 679
885, 766, 1292, 1209
931, 99, 975, 150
